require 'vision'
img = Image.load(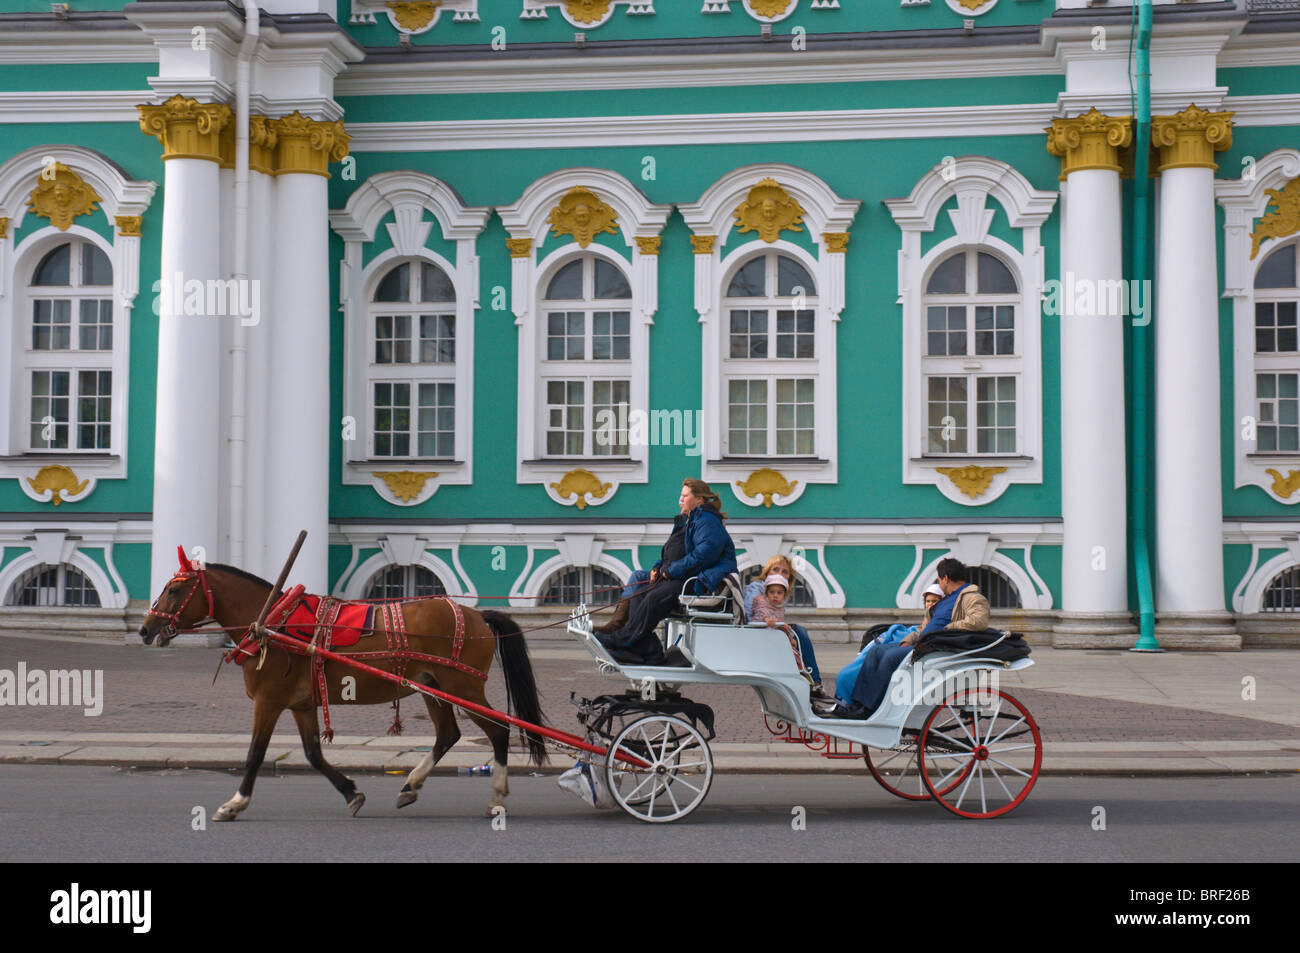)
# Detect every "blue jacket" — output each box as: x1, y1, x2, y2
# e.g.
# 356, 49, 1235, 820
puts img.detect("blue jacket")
664, 506, 737, 594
